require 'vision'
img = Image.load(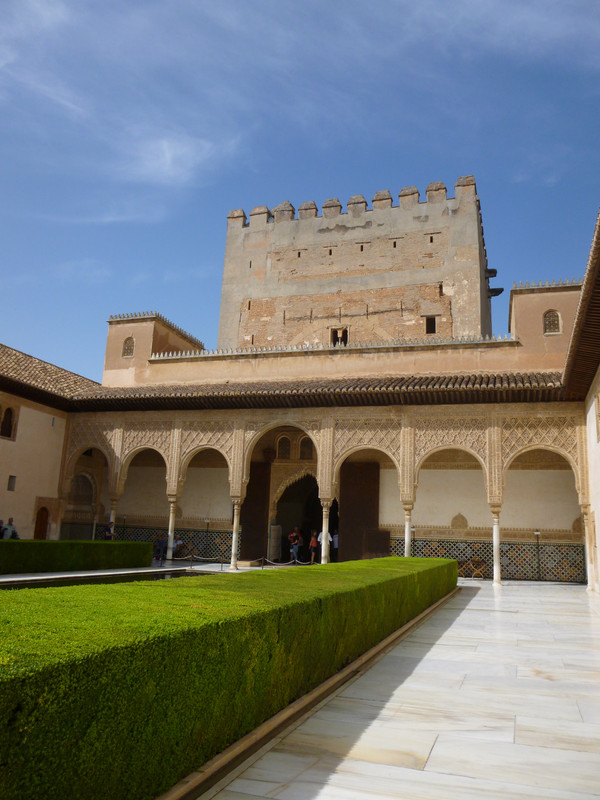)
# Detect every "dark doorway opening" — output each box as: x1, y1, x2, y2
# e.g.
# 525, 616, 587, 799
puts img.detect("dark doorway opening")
277, 475, 321, 561
240, 461, 270, 560
338, 461, 389, 561
34, 507, 49, 540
